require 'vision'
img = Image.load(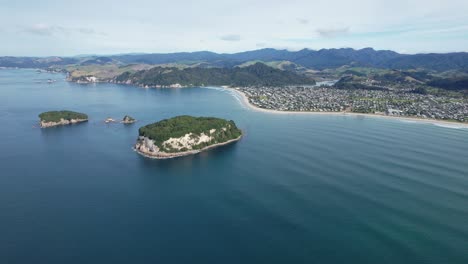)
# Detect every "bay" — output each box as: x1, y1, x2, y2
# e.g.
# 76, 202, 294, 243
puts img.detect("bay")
1, 69, 467, 264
